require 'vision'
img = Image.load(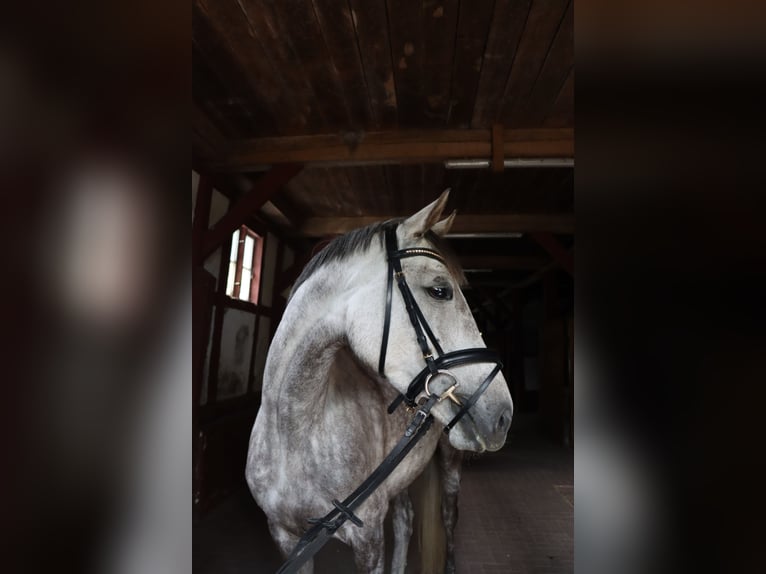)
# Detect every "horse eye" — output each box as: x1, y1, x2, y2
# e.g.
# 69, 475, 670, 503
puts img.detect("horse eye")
426, 286, 453, 301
